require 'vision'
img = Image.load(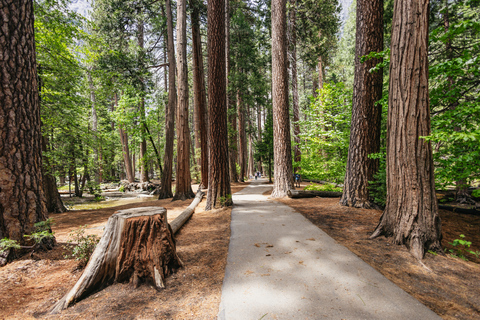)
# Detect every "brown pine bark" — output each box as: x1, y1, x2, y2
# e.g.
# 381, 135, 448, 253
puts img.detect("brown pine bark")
158, 0, 177, 199
42, 136, 67, 213
340, 0, 383, 209
0, 0, 49, 243
116, 93, 134, 183
205, 0, 232, 210
288, 0, 301, 171
226, 0, 238, 183
237, 89, 247, 182
138, 22, 149, 183
173, 0, 195, 200
370, 0, 442, 260
271, 0, 294, 197
191, 0, 209, 189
